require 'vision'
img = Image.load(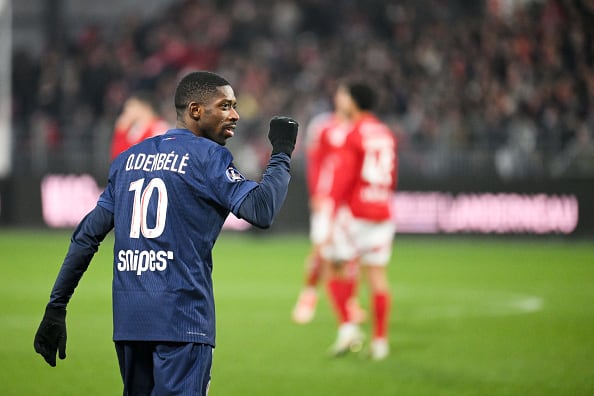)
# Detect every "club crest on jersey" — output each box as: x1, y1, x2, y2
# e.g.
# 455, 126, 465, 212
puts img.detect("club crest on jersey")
226, 166, 246, 182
